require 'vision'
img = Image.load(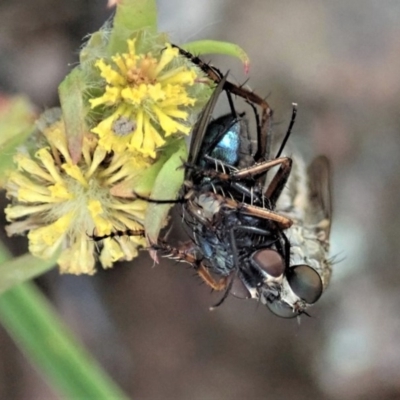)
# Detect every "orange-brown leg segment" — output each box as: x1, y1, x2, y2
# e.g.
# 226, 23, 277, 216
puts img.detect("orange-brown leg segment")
239, 203, 293, 229
154, 241, 198, 265
263, 157, 292, 205
186, 157, 292, 211
153, 240, 230, 291
232, 157, 291, 180
207, 193, 293, 229
196, 263, 229, 291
